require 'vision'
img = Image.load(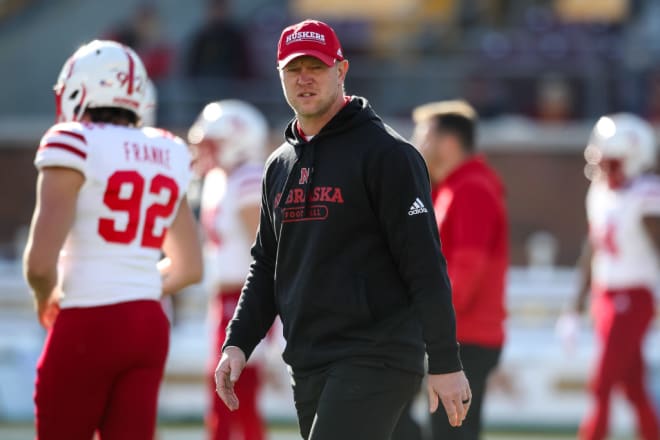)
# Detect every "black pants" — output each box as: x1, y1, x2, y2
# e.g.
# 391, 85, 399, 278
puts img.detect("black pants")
291, 361, 422, 440
391, 400, 424, 440
431, 344, 501, 440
